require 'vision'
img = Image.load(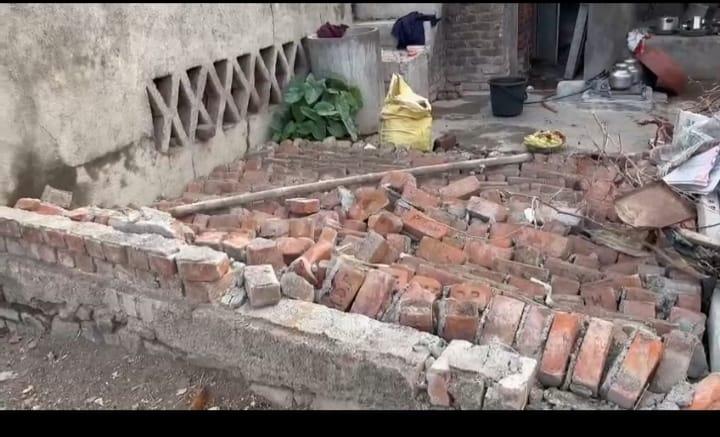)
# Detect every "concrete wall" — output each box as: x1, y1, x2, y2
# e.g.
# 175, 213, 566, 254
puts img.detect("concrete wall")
353, 3, 442, 21
0, 3, 350, 208
584, 3, 638, 80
